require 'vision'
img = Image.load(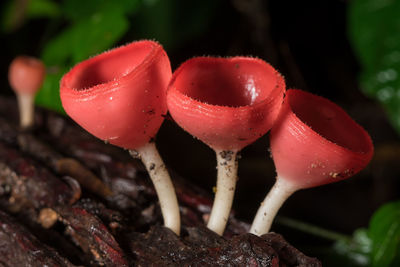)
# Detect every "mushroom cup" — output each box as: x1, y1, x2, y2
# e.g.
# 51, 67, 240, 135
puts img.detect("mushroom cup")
167, 56, 285, 235
250, 89, 374, 236
60, 40, 181, 235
